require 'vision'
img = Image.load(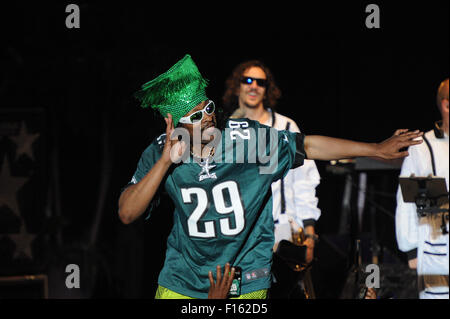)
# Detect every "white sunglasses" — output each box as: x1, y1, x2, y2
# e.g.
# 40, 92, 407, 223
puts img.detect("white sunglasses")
179, 100, 215, 124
